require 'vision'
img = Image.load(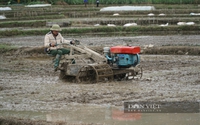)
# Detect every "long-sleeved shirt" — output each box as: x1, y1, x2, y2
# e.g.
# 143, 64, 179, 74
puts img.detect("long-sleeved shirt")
44, 31, 71, 50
